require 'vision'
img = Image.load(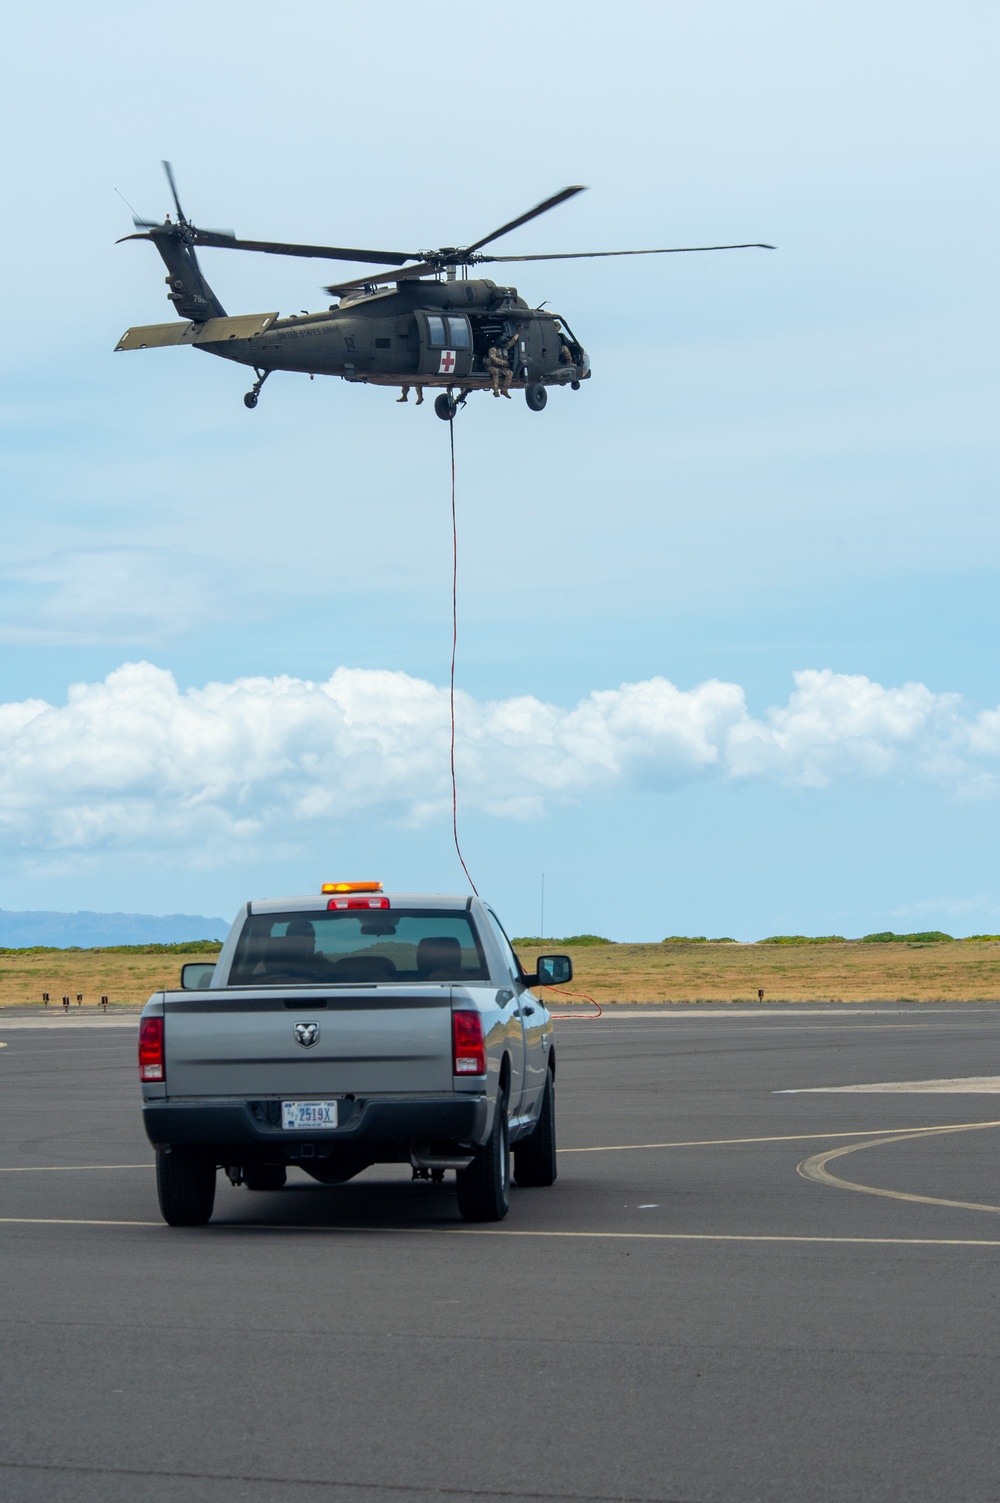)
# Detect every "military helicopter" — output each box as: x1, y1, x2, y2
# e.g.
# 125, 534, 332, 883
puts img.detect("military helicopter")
116, 163, 773, 420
